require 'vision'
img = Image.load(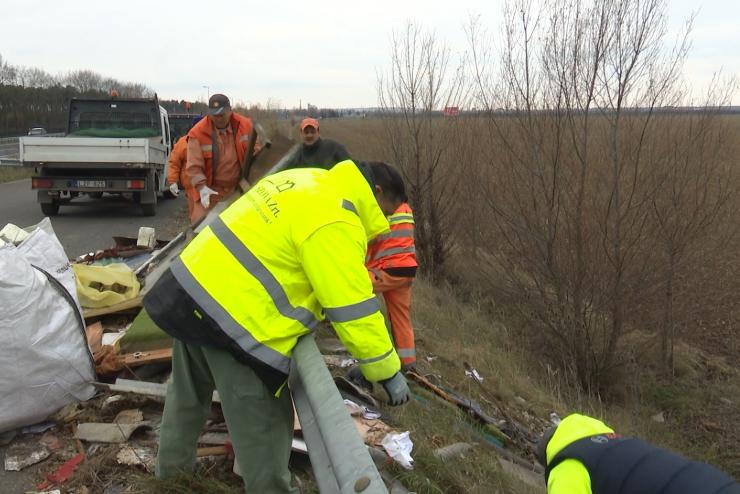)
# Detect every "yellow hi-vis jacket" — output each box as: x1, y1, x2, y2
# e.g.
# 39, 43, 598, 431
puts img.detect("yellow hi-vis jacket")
546, 414, 614, 494
170, 160, 401, 390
